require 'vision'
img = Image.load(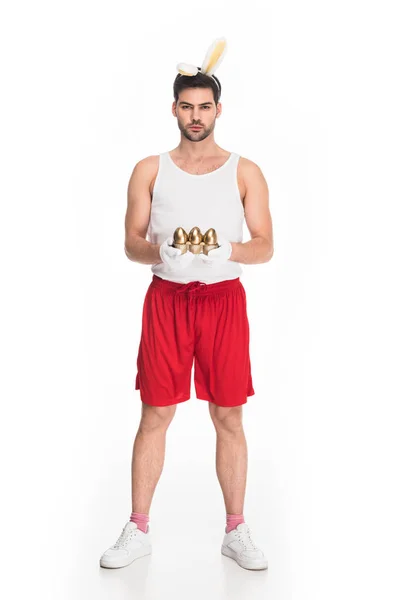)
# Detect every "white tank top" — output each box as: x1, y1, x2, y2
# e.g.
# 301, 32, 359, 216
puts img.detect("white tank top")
147, 151, 245, 284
